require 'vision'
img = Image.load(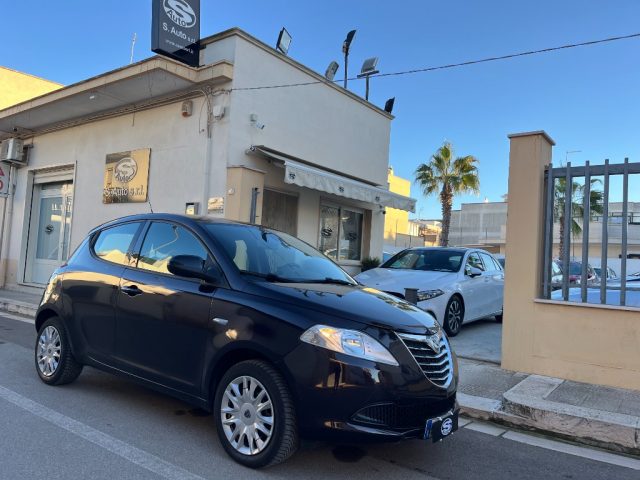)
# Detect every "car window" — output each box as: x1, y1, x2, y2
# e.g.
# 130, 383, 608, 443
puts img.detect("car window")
137, 222, 209, 275
479, 252, 497, 271
93, 222, 141, 265
382, 249, 463, 272
491, 257, 503, 271
466, 252, 484, 271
